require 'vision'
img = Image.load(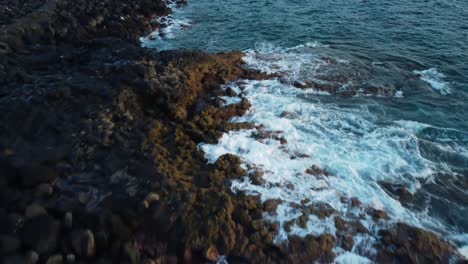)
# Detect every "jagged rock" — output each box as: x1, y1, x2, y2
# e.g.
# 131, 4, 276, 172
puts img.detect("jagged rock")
225, 87, 237, 97
305, 165, 332, 177
249, 170, 265, 185
0, 0, 462, 263
377, 223, 458, 263
379, 182, 414, 203
263, 200, 280, 215
370, 208, 390, 221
